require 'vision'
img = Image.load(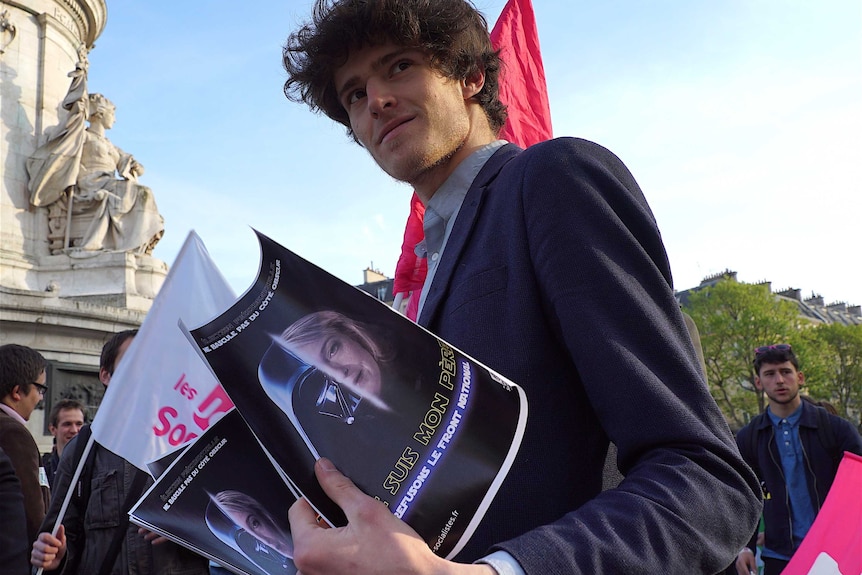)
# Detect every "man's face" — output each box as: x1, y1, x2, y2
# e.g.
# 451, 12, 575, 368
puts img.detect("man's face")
99, 336, 134, 387
18, 369, 46, 421
755, 361, 804, 407
50, 408, 85, 453
333, 43, 480, 194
